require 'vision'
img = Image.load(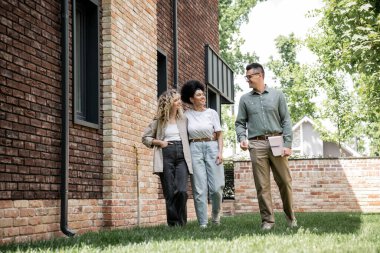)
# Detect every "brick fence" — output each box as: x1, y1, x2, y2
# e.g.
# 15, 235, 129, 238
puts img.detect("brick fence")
223, 158, 380, 216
